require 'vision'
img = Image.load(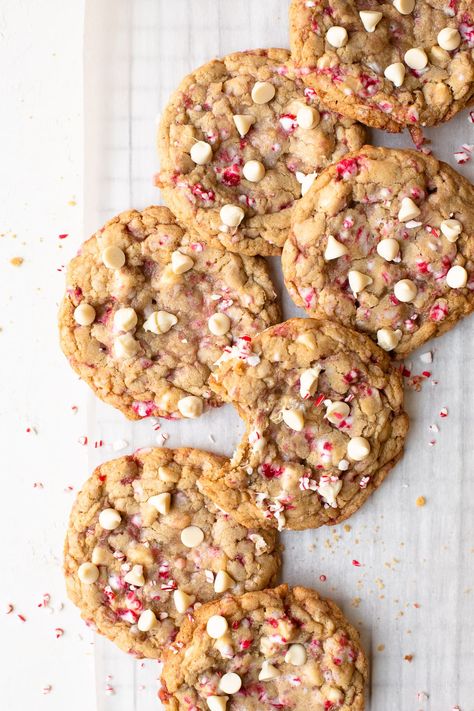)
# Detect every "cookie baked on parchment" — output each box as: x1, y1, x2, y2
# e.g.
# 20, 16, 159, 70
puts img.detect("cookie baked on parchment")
289, 0, 474, 134
282, 146, 474, 357
200, 318, 408, 531
160, 584, 368, 711
157, 48, 366, 256
59, 206, 280, 420
64, 448, 281, 659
